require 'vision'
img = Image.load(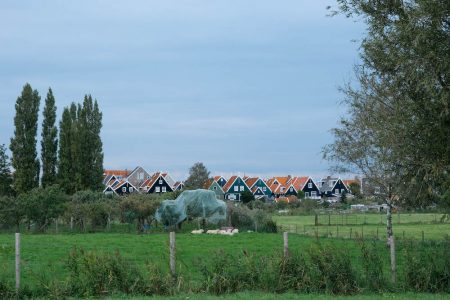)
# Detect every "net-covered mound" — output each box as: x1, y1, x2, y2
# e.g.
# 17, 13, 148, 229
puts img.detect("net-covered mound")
155, 189, 227, 226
